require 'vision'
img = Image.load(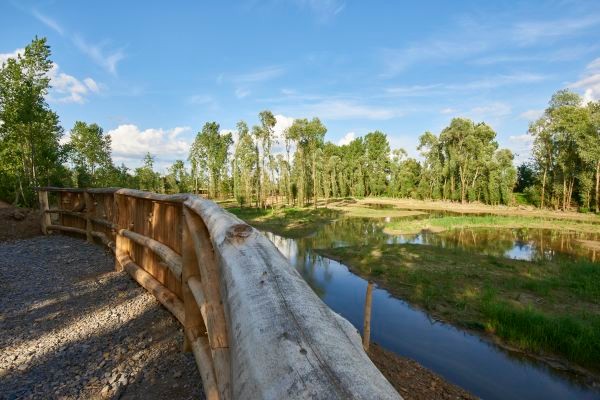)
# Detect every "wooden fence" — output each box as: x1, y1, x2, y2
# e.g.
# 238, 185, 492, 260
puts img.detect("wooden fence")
38, 187, 401, 400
